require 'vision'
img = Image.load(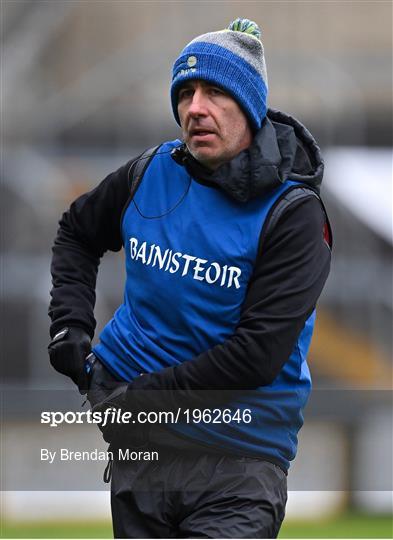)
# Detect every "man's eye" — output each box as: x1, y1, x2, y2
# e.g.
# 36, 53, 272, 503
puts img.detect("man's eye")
210, 87, 224, 96
179, 89, 193, 100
